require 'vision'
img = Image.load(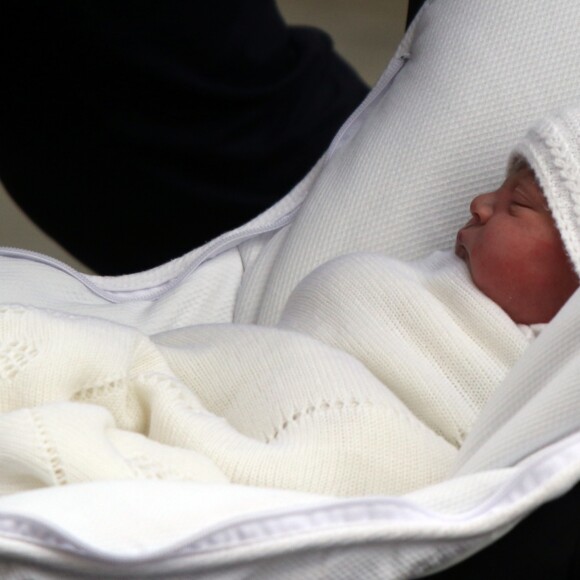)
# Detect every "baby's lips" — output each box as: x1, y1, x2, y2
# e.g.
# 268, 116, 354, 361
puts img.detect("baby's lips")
455, 234, 466, 259
455, 226, 471, 260
455, 217, 477, 244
